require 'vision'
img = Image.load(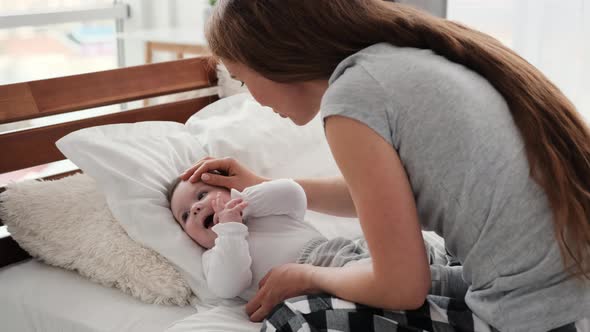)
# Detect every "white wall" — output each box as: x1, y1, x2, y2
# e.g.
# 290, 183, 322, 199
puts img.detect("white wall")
175, 0, 208, 29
